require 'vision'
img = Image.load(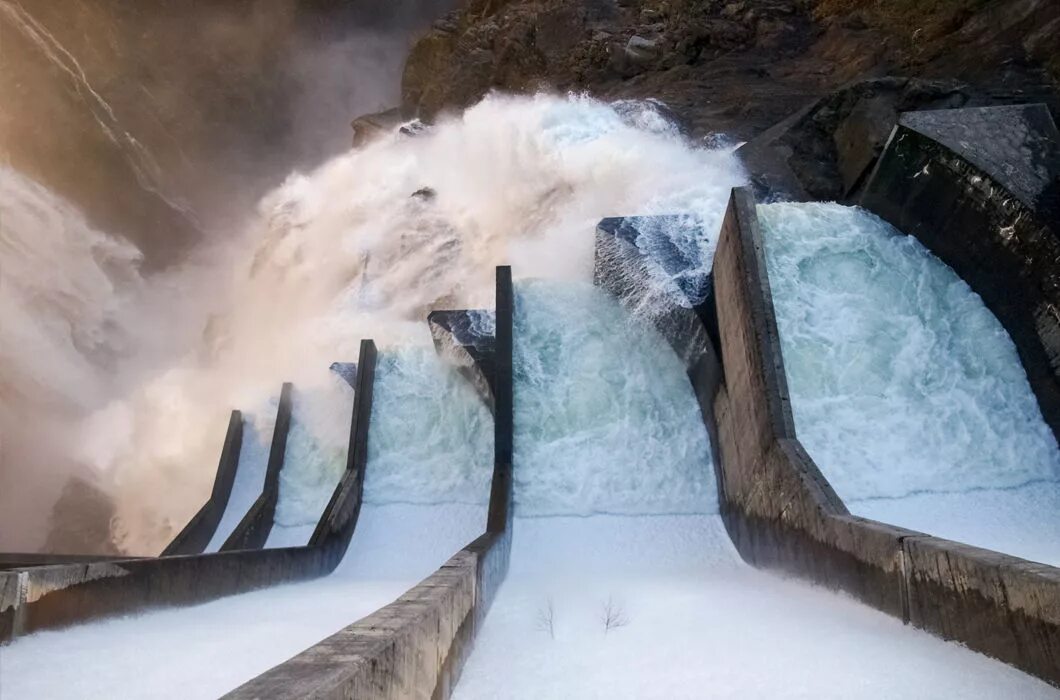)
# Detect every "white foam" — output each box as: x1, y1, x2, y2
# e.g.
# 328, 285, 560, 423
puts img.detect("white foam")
18, 93, 744, 552
0, 503, 484, 700
454, 516, 1058, 700
512, 280, 716, 516
758, 202, 1060, 563
364, 346, 494, 506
